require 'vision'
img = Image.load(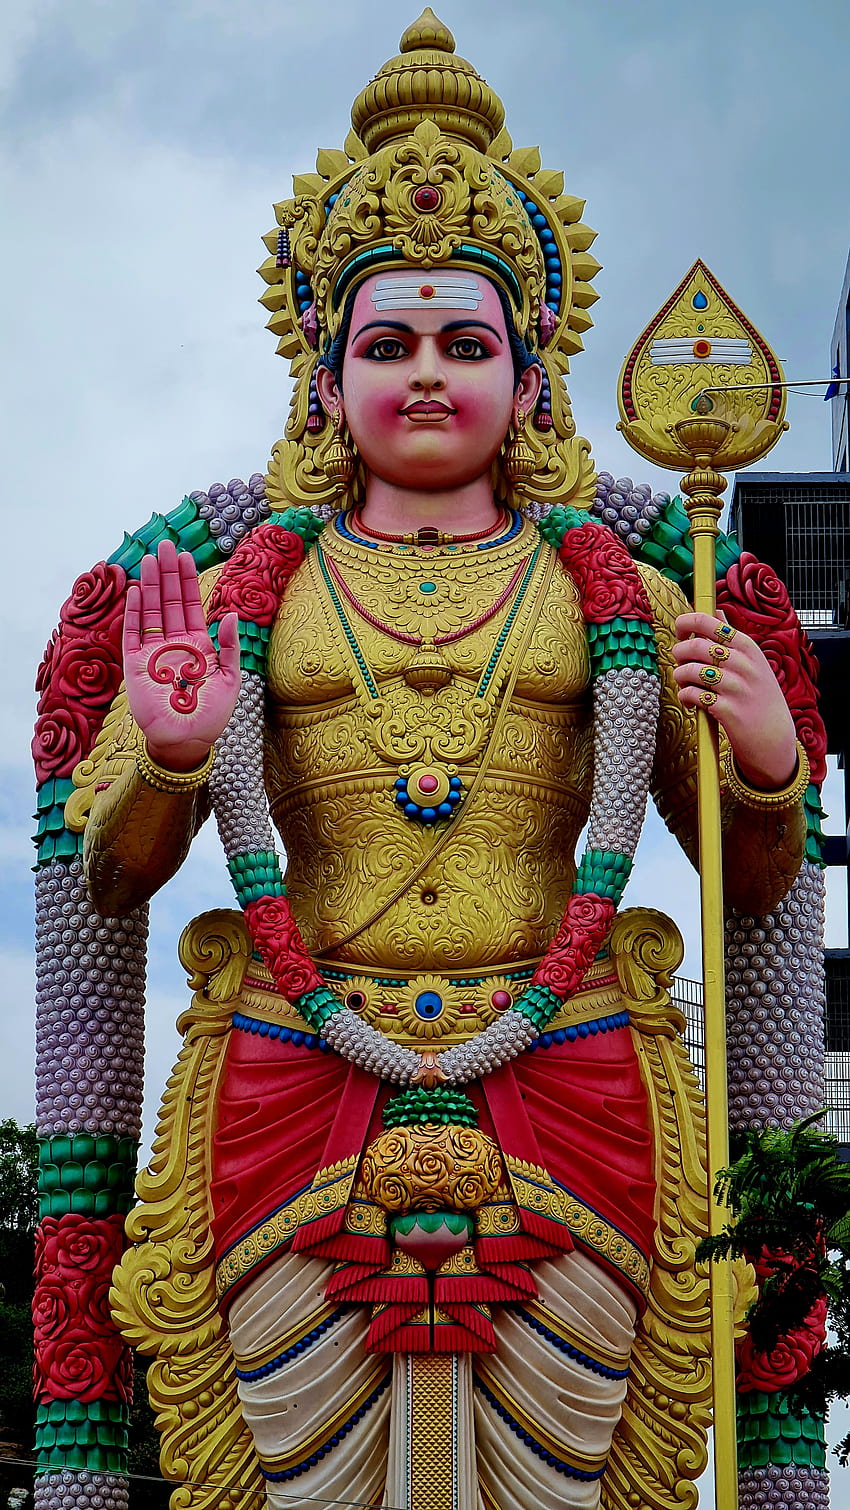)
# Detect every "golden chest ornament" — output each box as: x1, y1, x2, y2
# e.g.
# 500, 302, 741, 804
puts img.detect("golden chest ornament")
308, 517, 556, 823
